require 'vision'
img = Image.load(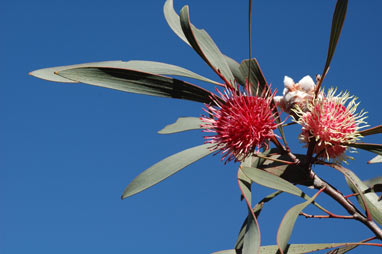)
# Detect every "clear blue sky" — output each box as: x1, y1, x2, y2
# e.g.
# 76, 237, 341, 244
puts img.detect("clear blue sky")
1, 0, 381, 253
